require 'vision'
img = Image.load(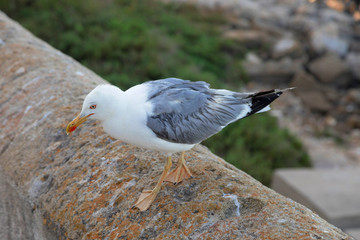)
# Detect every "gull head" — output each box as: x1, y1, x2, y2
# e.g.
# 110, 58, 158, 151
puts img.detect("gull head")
66, 84, 122, 135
